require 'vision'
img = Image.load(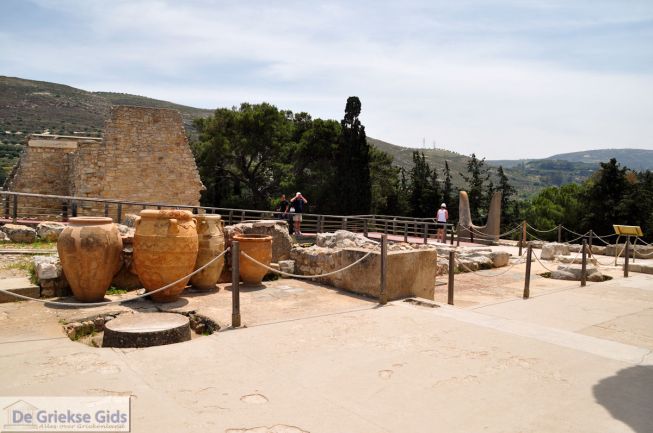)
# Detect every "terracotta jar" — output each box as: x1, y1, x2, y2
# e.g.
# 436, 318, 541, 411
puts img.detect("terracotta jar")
133, 210, 198, 302
57, 217, 123, 302
233, 234, 273, 284
190, 215, 225, 290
